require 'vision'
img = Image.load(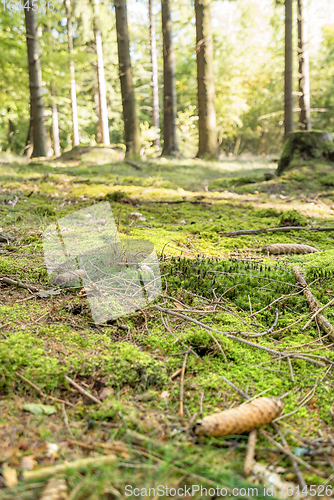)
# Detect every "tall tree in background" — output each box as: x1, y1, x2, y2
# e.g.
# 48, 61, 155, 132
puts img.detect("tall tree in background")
195, 0, 217, 159
65, 0, 80, 147
91, 0, 110, 145
115, 0, 141, 155
297, 0, 311, 130
149, 0, 160, 147
51, 84, 61, 157
161, 0, 178, 155
284, 0, 294, 138
24, 0, 47, 157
